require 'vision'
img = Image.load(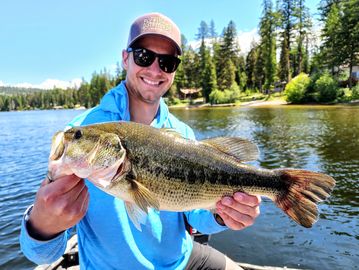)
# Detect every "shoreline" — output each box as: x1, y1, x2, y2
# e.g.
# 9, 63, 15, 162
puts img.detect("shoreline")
1, 99, 358, 112
169, 98, 359, 109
